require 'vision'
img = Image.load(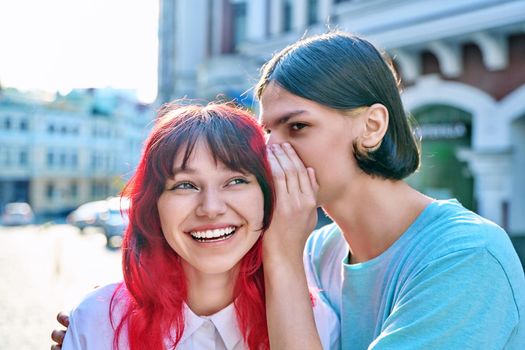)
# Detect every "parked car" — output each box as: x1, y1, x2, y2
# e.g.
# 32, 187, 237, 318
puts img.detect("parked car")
99, 196, 130, 248
67, 200, 109, 232
1, 202, 34, 226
